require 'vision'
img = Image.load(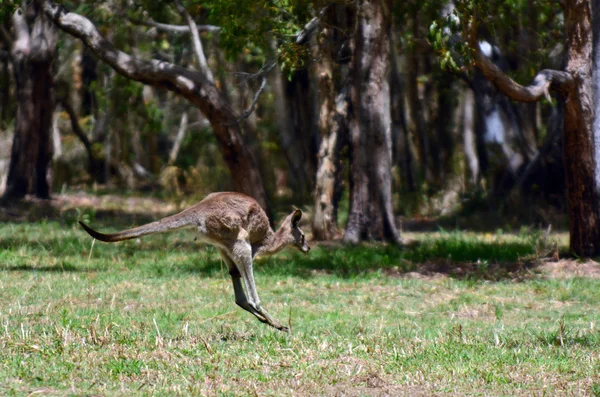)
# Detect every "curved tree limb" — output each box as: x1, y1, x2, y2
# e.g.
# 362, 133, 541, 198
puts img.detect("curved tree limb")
127, 16, 220, 34
40, 0, 269, 211
41, 1, 209, 97
468, 14, 573, 102
295, 2, 331, 45
57, 97, 98, 177
233, 61, 277, 123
